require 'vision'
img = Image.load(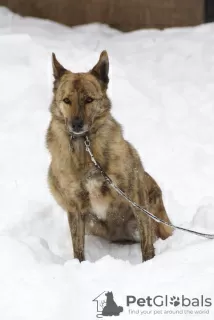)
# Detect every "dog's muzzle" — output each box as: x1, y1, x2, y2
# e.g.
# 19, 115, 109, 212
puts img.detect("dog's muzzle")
67, 117, 89, 138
